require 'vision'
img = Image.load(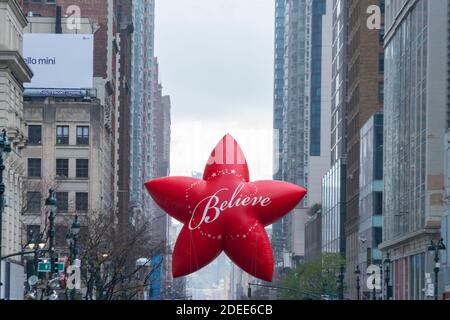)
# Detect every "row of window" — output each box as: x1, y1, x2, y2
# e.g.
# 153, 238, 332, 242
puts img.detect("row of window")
28, 125, 90, 146
28, 158, 89, 179
26, 191, 89, 213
